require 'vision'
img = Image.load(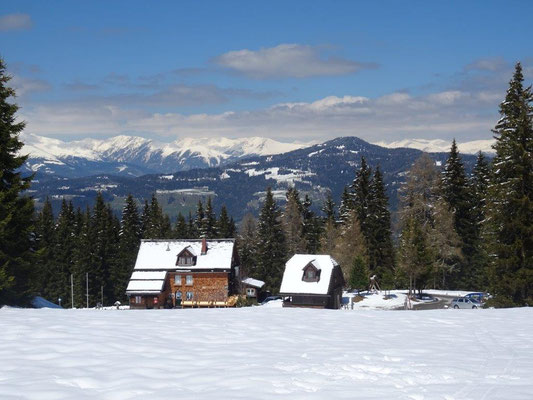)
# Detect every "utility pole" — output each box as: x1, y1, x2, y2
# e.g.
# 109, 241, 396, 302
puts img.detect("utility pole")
71, 274, 74, 309
86, 272, 89, 309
